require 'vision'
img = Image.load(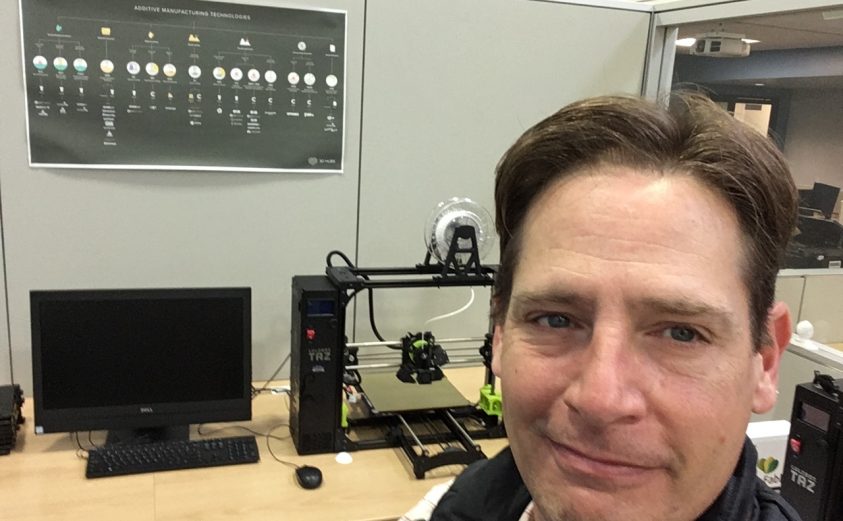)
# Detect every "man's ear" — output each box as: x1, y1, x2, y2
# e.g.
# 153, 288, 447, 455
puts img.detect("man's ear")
492, 323, 504, 378
752, 301, 791, 414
